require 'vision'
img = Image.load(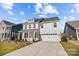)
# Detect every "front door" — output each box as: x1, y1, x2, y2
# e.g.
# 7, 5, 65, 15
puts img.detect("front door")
33, 32, 39, 41
19, 32, 22, 40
